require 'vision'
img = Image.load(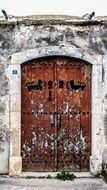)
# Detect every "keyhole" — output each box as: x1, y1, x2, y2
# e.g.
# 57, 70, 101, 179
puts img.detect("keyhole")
59, 80, 64, 88
48, 90, 52, 101
48, 80, 53, 89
